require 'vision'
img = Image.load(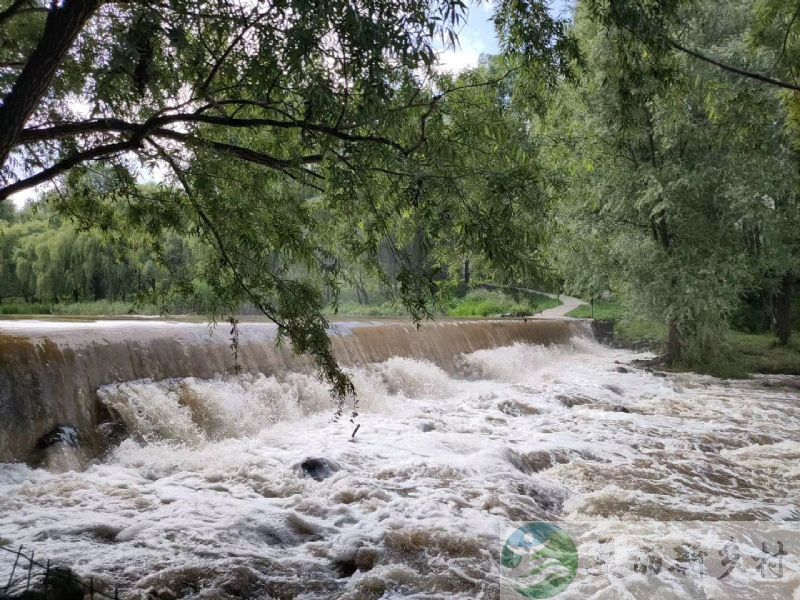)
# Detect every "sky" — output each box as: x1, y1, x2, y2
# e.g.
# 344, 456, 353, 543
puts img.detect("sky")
438, 0, 572, 72
437, 2, 500, 73
11, 0, 573, 208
